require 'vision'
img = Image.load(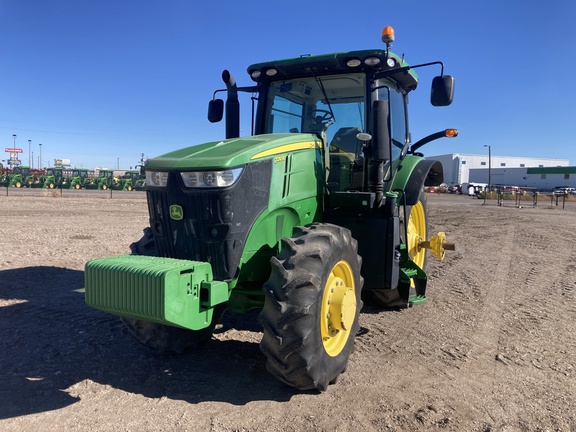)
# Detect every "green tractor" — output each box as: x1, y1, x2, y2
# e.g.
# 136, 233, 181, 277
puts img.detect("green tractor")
85, 26, 457, 391
0, 170, 9, 187
43, 167, 65, 189
63, 168, 89, 189
4, 166, 31, 188
134, 165, 147, 191
112, 170, 140, 191
85, 169, 115, 190
25, 169, 46, 188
